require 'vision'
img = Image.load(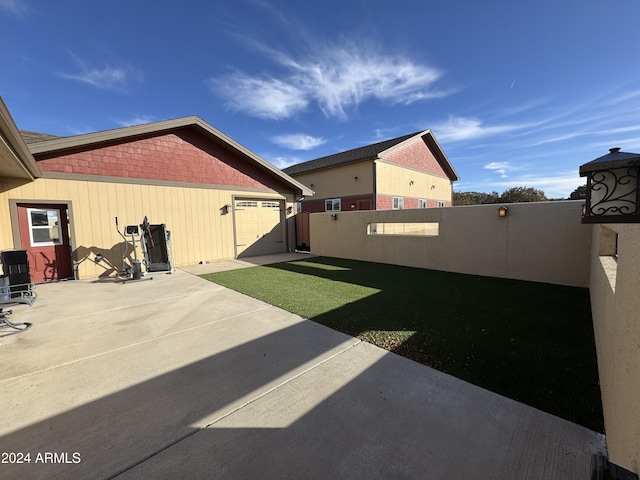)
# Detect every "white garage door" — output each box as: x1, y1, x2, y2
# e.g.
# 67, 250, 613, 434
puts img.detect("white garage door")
234, 199, 286, 257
